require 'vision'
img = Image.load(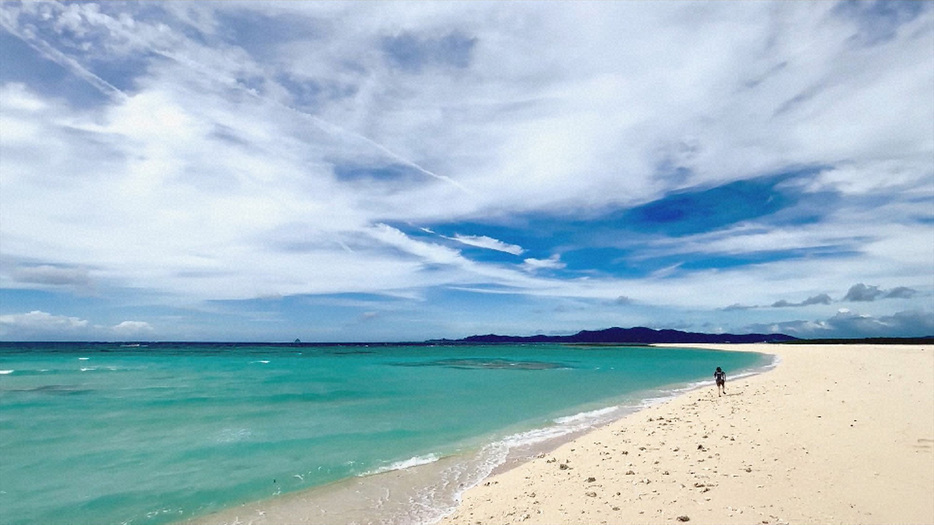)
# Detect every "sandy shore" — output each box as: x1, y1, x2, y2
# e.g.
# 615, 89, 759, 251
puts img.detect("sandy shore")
440, 344, 934, 525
